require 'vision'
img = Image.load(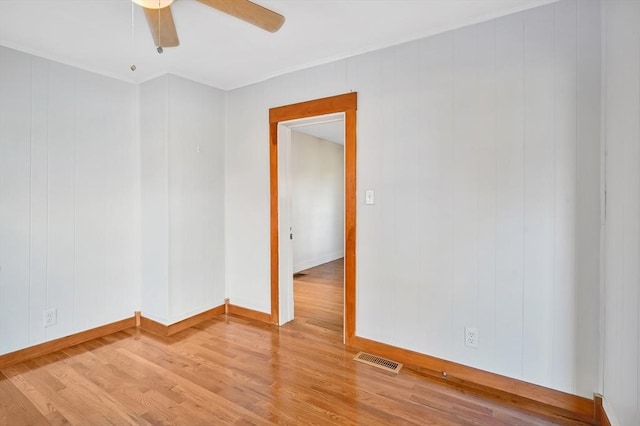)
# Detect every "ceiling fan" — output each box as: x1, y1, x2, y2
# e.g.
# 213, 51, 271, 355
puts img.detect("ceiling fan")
131, 0, 285, 50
